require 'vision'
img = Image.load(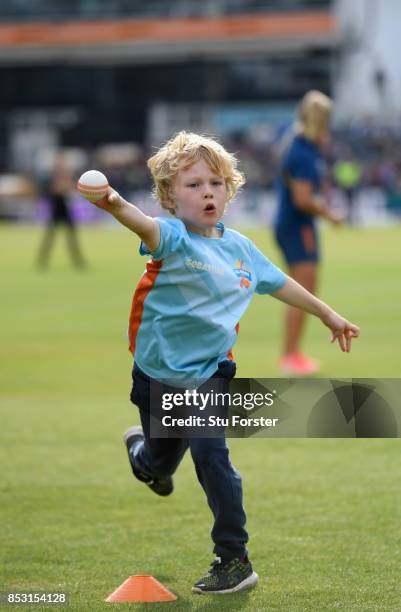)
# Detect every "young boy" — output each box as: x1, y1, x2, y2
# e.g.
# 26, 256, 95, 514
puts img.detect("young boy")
90, 132, 359, 595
